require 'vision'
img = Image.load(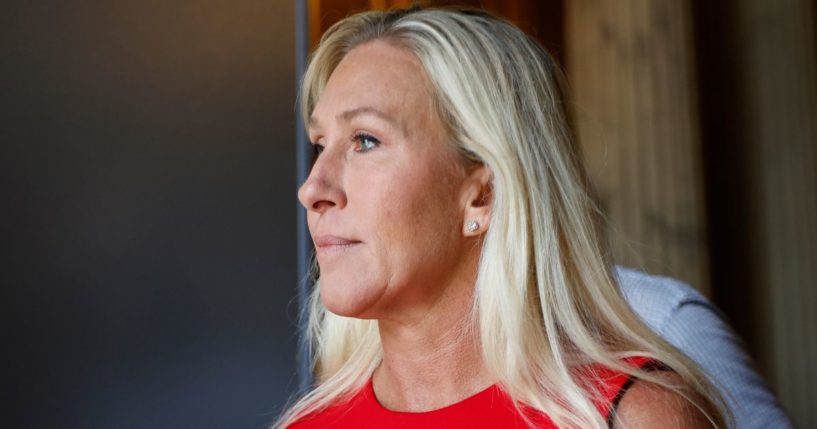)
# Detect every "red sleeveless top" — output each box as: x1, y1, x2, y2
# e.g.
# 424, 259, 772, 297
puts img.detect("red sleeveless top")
288, 357, 657, 429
